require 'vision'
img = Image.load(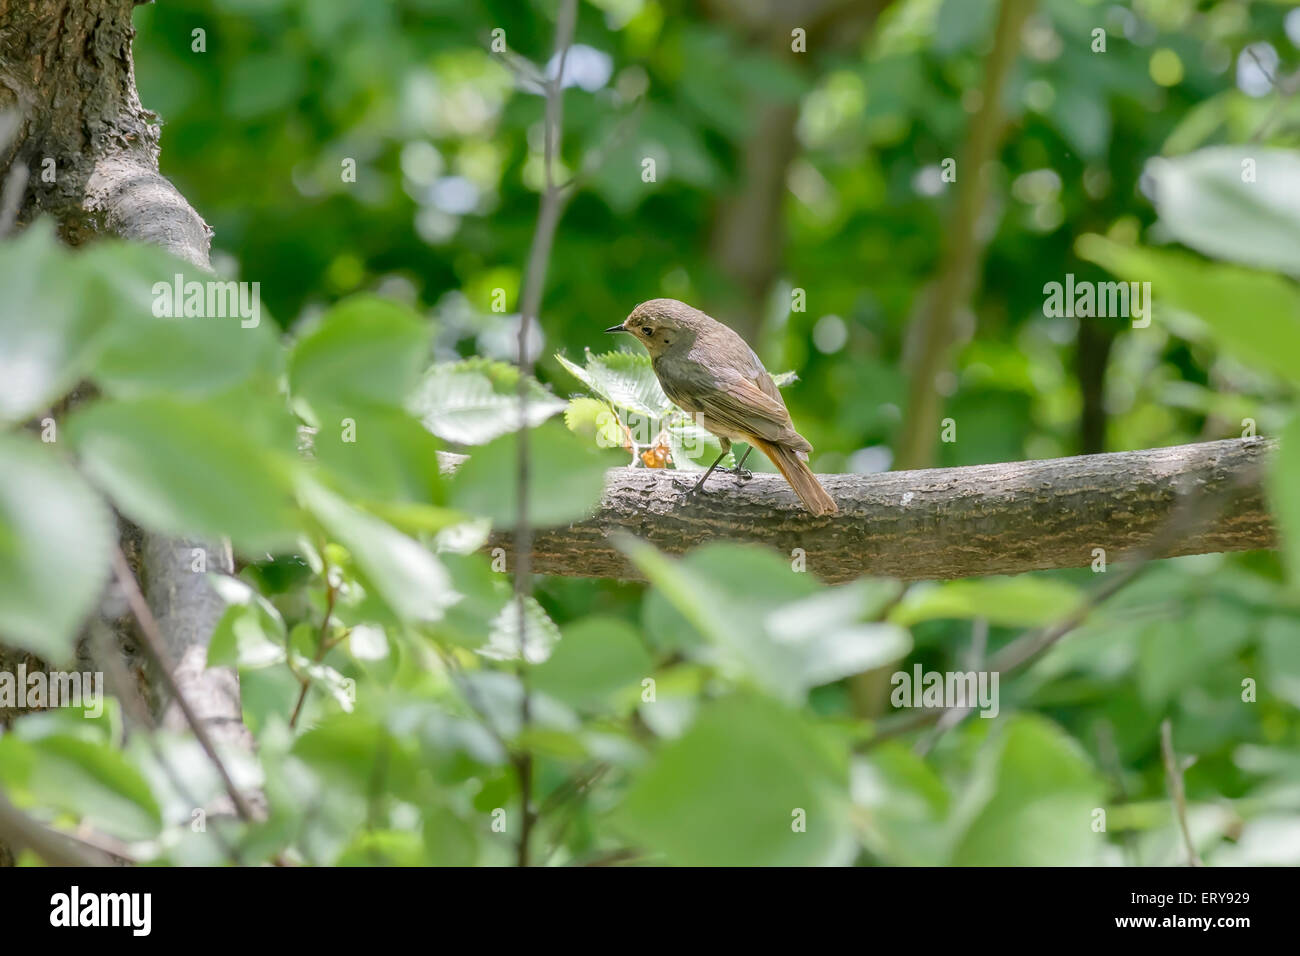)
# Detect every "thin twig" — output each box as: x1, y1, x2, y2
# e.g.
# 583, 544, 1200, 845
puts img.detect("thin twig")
913, 618, 986, 757
512, 0, 578, 868
0, 790, 113, 867
110, 546, 258, 822
1095, 719, 1141, 867
90, 622, 245, 865
1245, 46, 1298, 143
289, 571, 338, 730
1160, 719, 1203, 867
